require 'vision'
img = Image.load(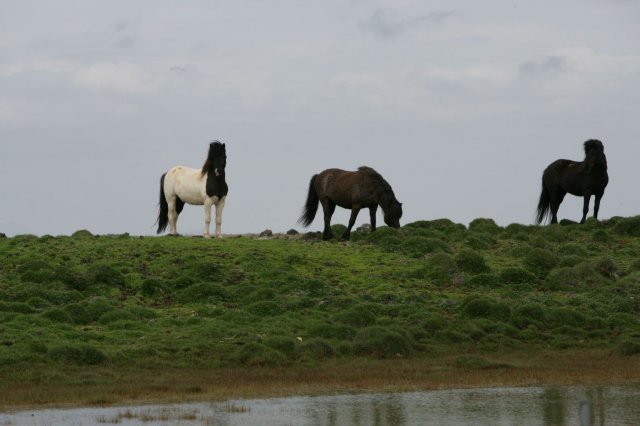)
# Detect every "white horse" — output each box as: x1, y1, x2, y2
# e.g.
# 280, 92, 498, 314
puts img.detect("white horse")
156, 141, 228, 238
